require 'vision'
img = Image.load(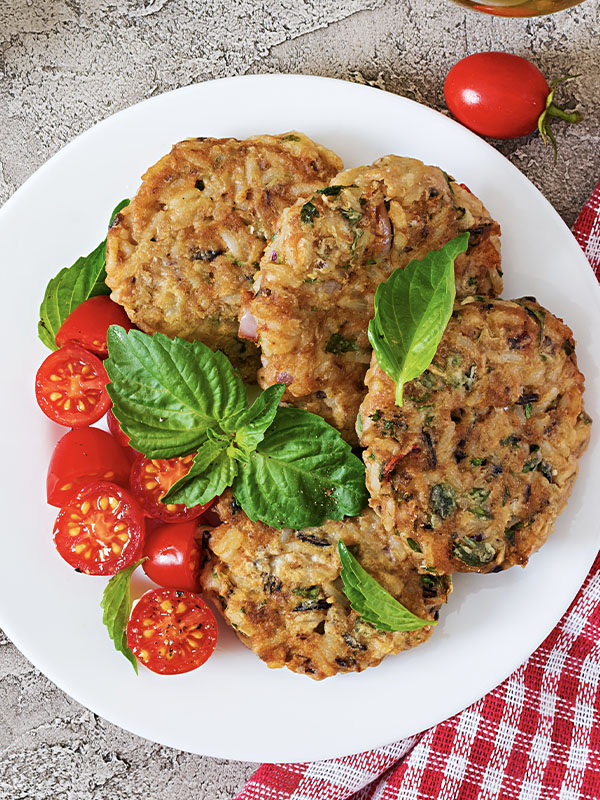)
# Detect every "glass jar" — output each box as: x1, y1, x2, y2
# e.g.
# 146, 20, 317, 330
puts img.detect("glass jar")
451, 0, 584, 16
